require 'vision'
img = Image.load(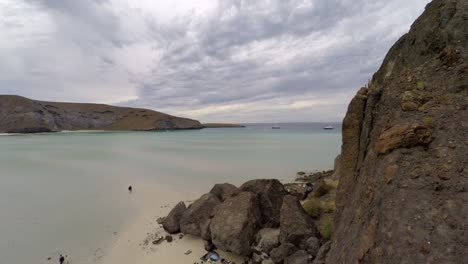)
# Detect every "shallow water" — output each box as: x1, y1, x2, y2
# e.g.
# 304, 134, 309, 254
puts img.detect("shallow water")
0, 123, 341, 264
